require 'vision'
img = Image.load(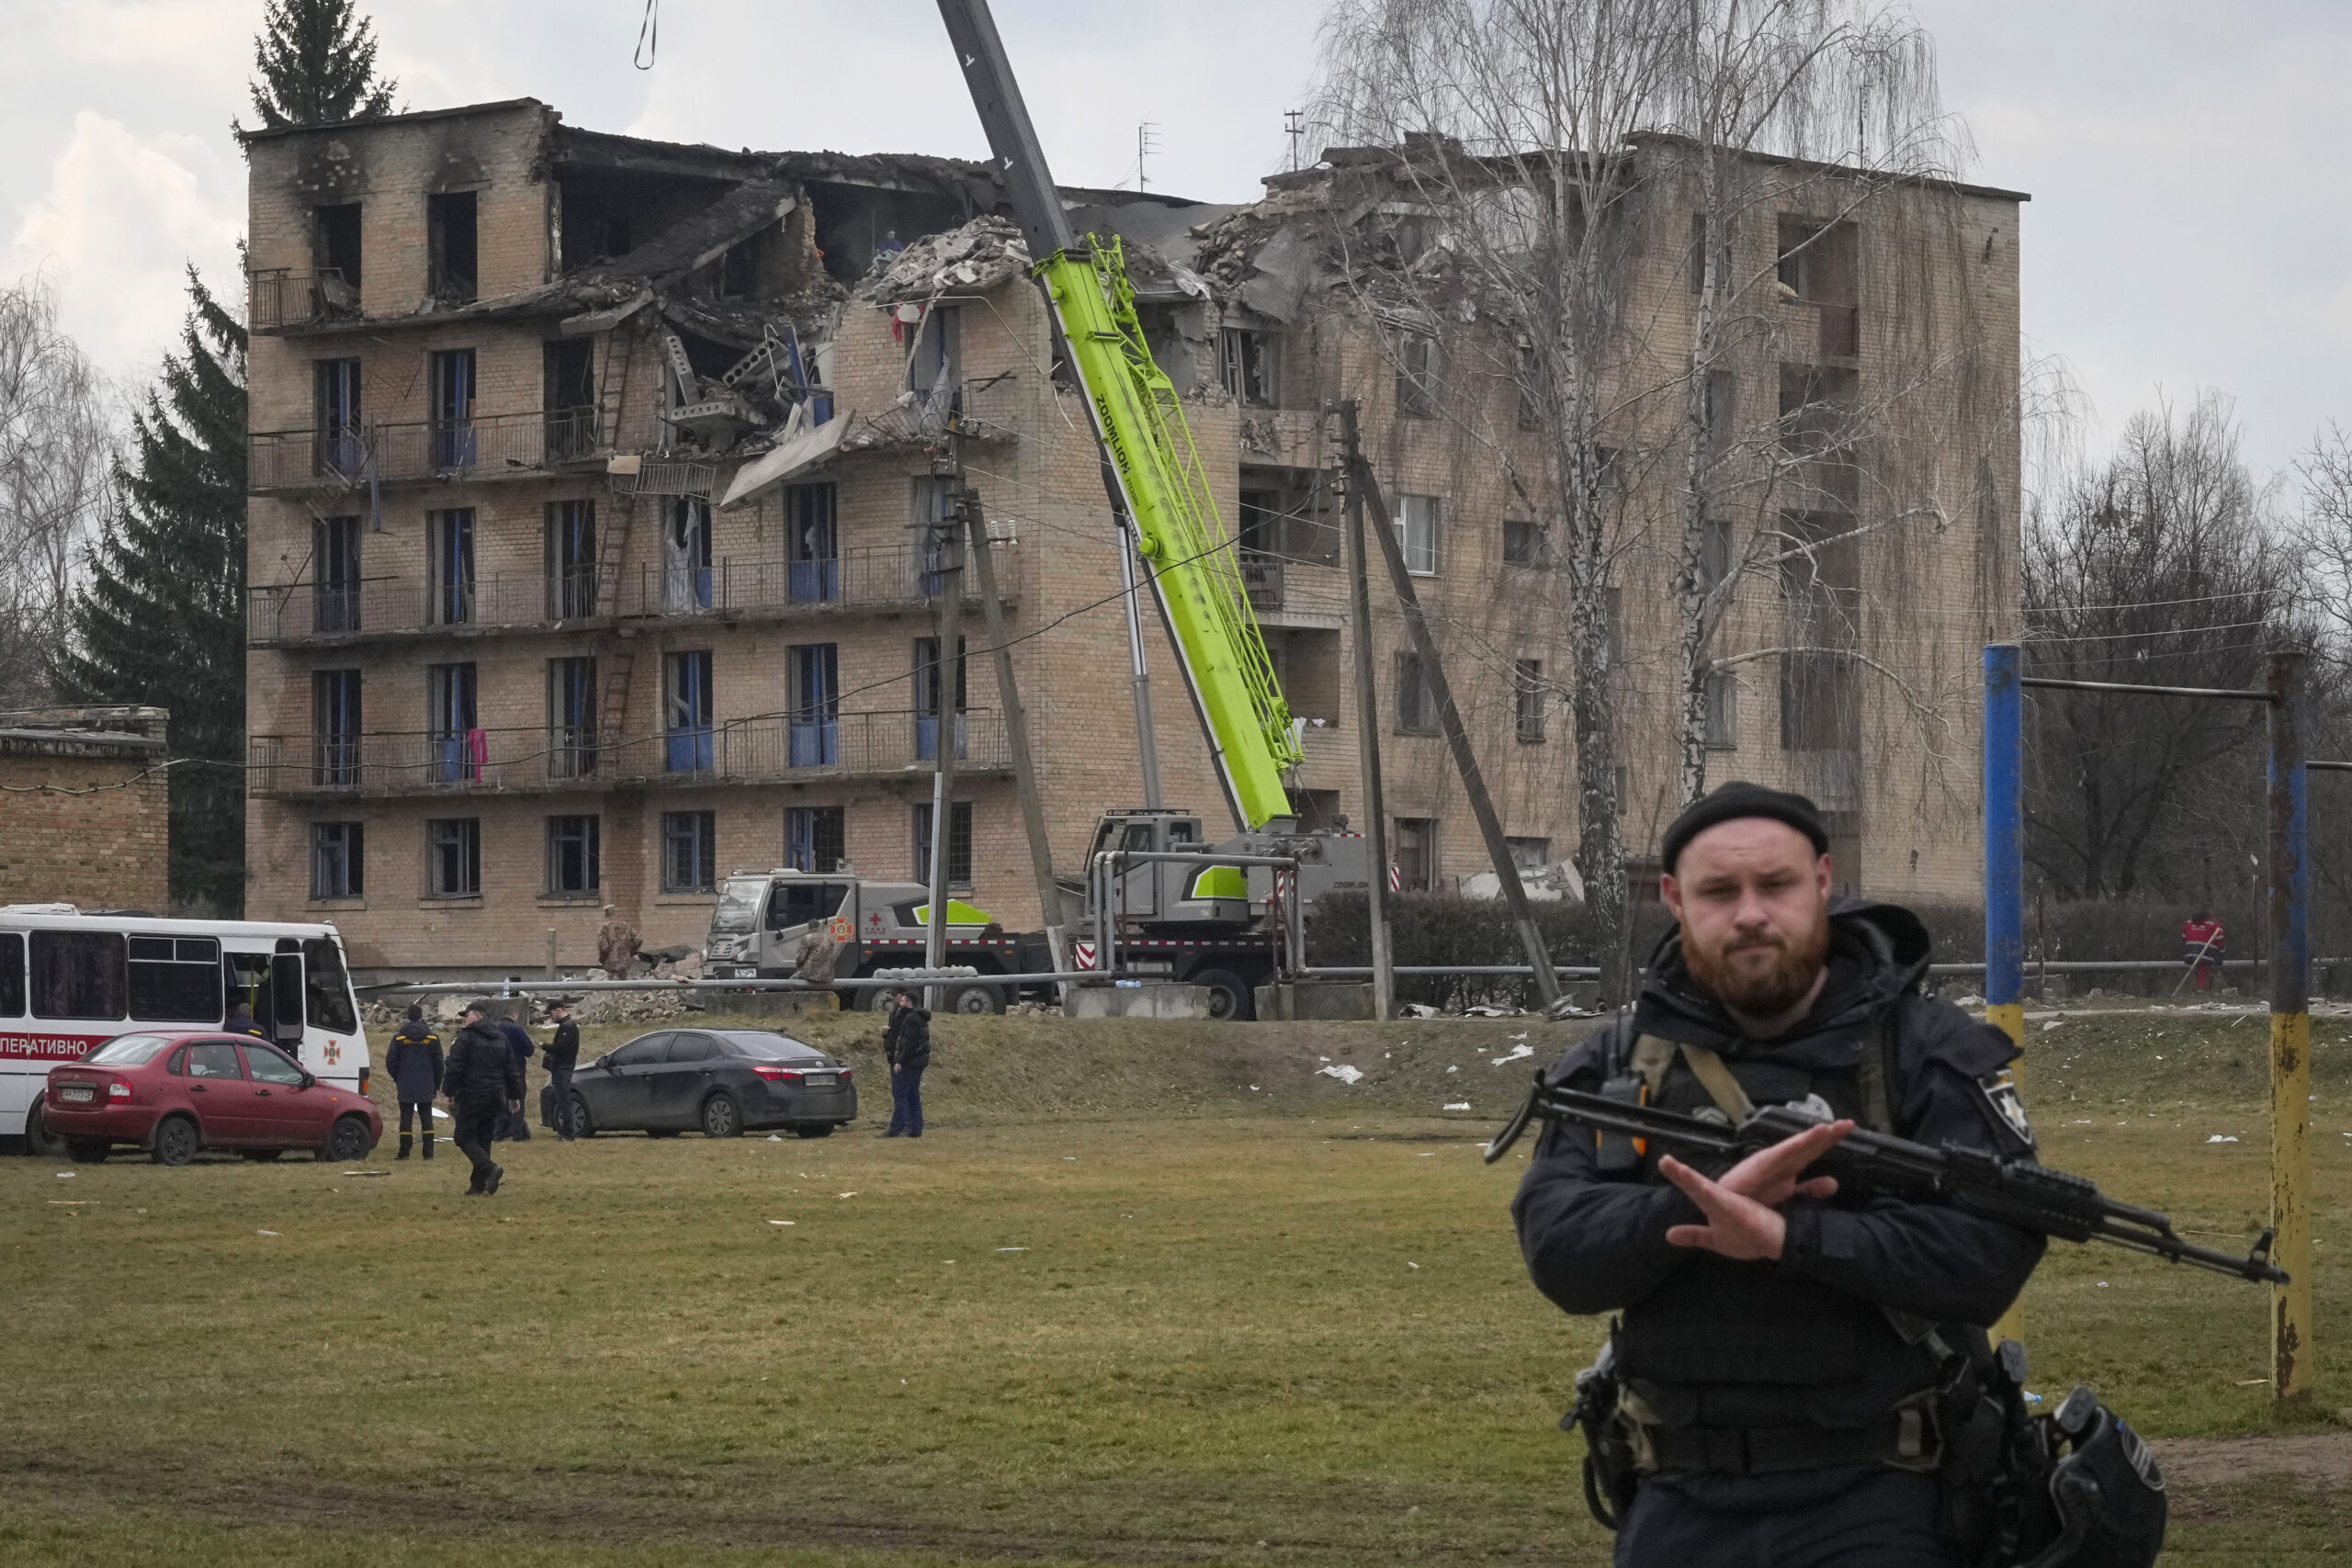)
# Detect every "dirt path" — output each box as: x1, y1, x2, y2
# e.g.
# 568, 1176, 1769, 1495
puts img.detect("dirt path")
2154, 1433, 2352, 1489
